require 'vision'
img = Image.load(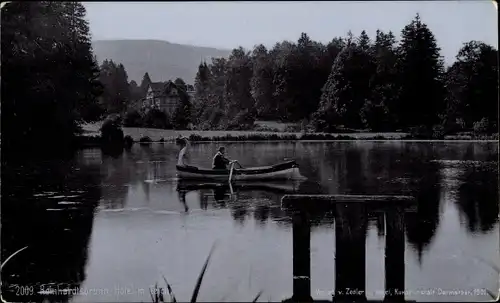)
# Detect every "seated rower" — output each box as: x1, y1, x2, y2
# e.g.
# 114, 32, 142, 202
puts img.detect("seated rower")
212, 146, 231, 170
